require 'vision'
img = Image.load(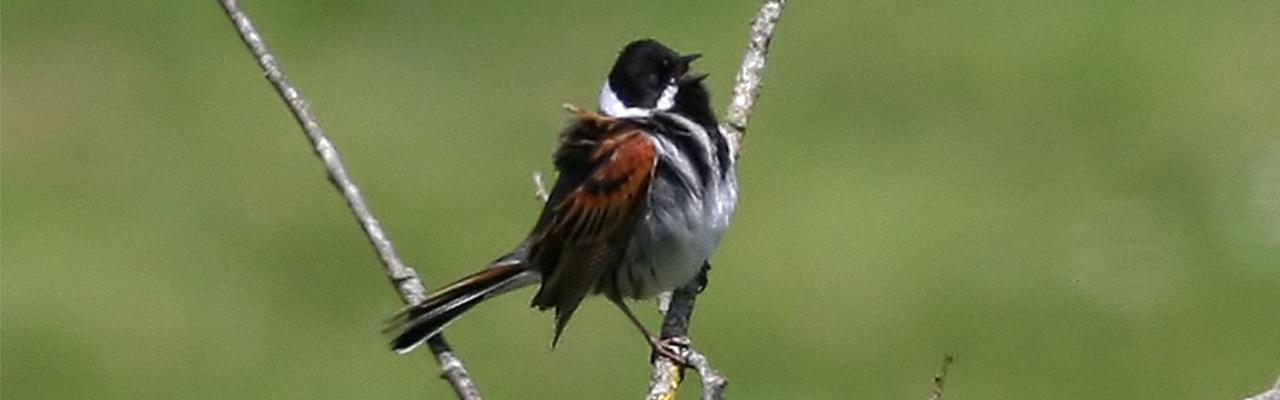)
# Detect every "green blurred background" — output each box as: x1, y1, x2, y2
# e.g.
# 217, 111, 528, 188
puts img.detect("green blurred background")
3, 1, 1278, 398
